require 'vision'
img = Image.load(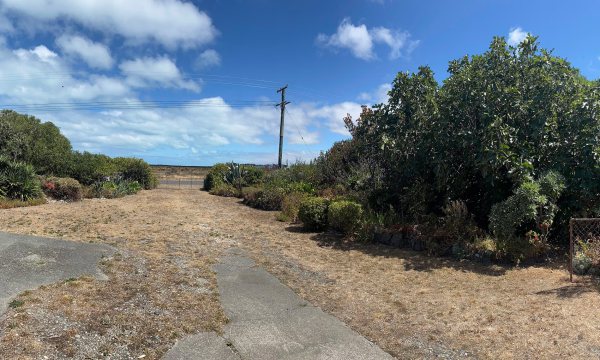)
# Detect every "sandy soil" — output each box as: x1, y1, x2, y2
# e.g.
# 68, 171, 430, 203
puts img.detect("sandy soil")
1, 189, 599, 359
